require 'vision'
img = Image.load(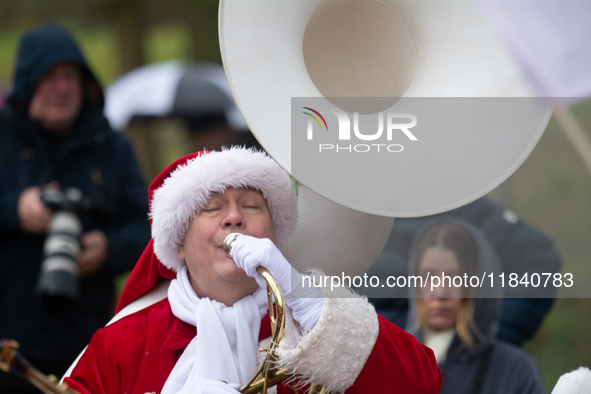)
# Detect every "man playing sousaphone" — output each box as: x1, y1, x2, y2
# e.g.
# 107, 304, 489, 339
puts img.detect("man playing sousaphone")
63, 147, 442, 393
